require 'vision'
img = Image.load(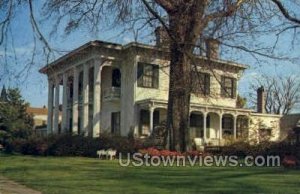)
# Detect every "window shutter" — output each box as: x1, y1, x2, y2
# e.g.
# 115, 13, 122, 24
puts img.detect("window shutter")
205, 74, 210, 95
232, 79, 237, 98
137, 63, 143, 87
221, 76, 225, 97
152, 65, 159, 88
